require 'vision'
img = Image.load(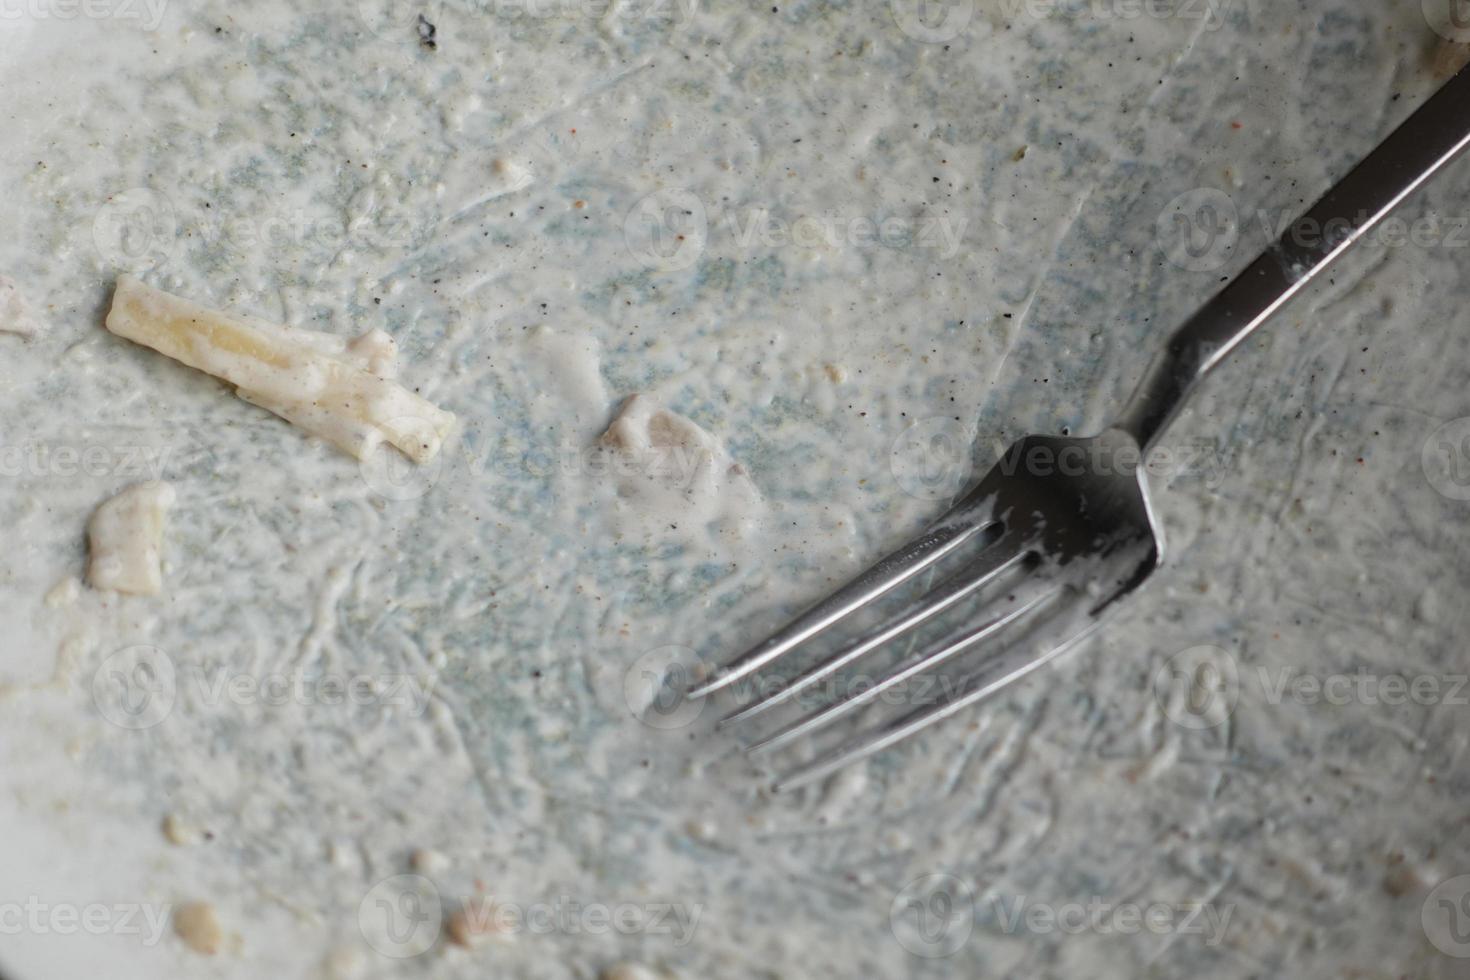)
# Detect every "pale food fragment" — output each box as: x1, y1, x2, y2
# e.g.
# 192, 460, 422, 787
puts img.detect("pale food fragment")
43, 576, 80, 608
162, 813, 202, 846
410, 847, 450, 874
600, 964, 671, 980
173, 901, 224, 955
446, 896, 513, 948
323, 946, 367, 980
597, 394, 763, 540
0, 275, 39, 336
1431, 38, 1470, 80
86, 481, 174, 596
105, 276, 454, 463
